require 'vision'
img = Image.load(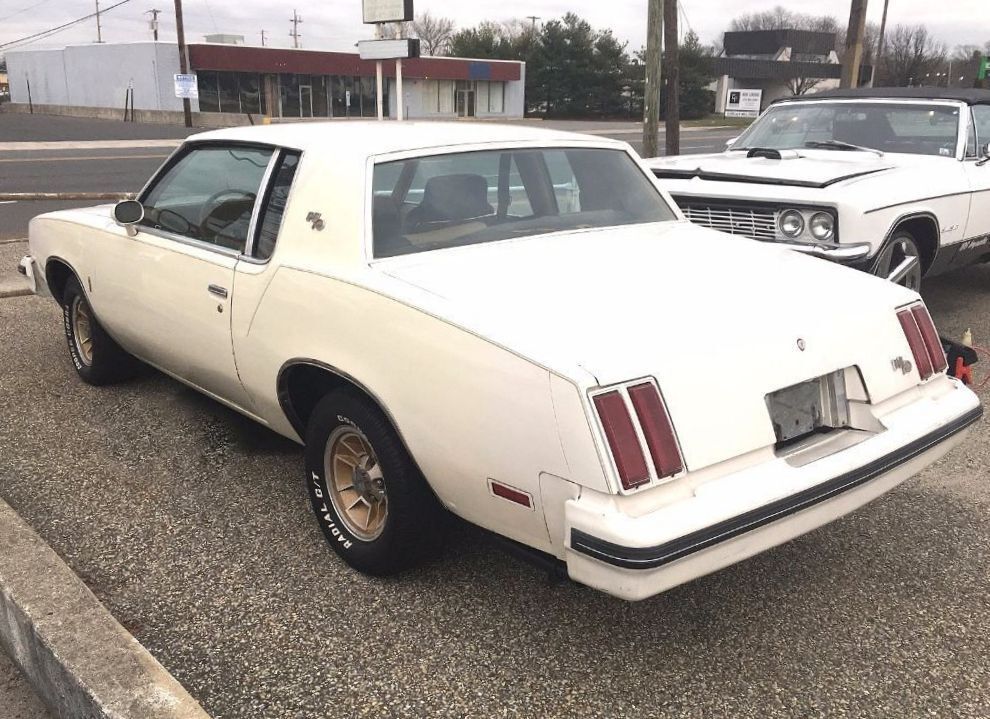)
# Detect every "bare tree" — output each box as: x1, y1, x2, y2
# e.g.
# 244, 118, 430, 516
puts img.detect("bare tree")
879, 24, 947, 86
785, 75, 824, 95
411, 11, 455, 56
